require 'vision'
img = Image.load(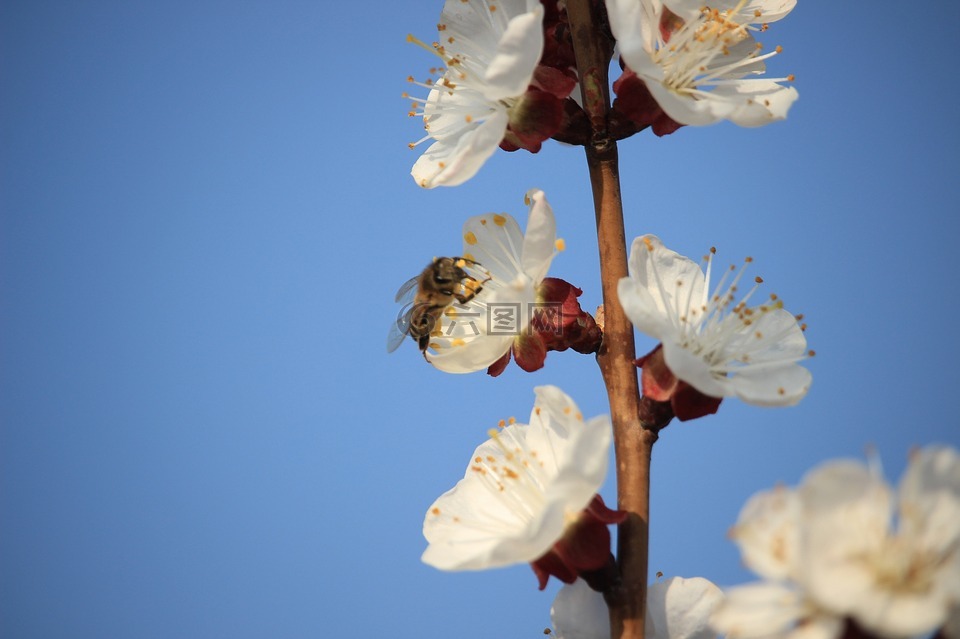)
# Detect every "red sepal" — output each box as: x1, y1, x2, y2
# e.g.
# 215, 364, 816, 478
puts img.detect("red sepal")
611, 68, 683, 137
530, 495, 627, 590
501, 86, 568, 153
538, 277, 602, 355
486, 350, 512, 377
636, 345, 724, 422
513, 333, 548, 373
